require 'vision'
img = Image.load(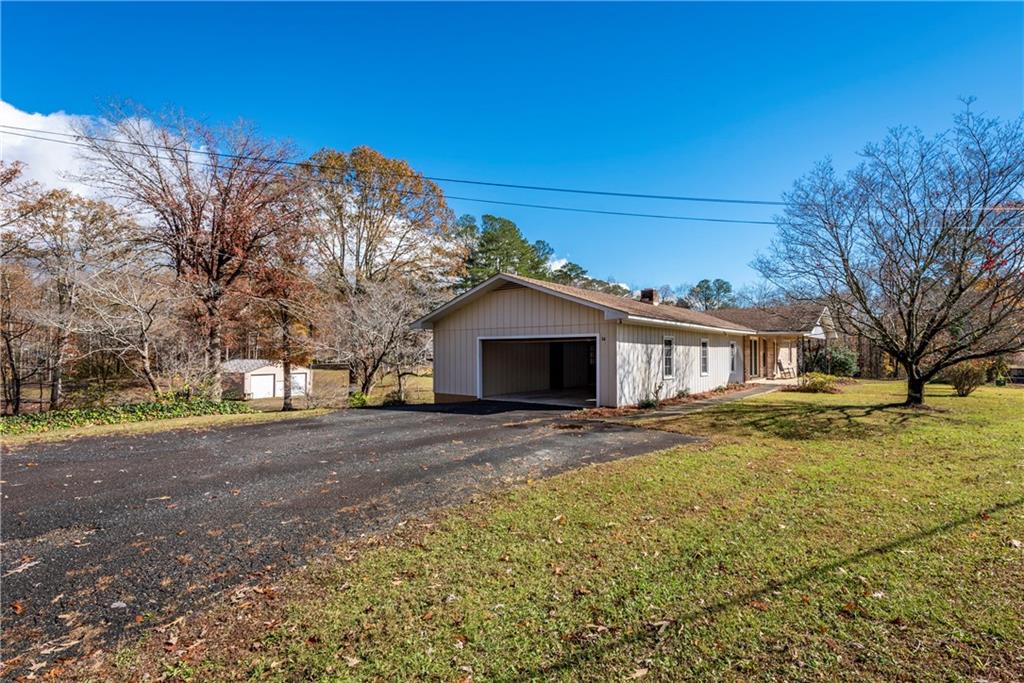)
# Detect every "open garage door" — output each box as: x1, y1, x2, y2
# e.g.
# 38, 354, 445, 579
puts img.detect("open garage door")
480, 337, 597, 408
